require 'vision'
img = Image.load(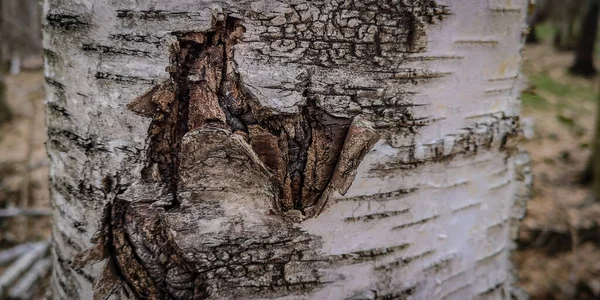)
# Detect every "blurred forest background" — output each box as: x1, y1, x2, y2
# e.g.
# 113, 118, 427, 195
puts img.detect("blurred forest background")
0, 0, 51, 299
3, 0, 600, 299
